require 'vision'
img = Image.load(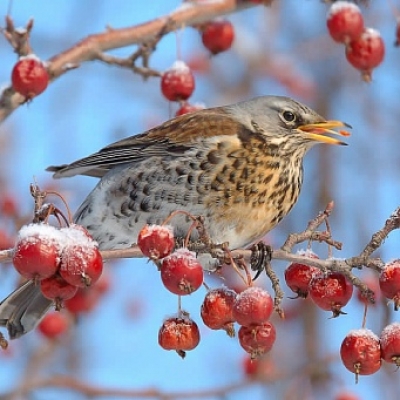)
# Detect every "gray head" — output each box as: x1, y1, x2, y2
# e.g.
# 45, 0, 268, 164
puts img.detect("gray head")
225, 95, 350, 150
